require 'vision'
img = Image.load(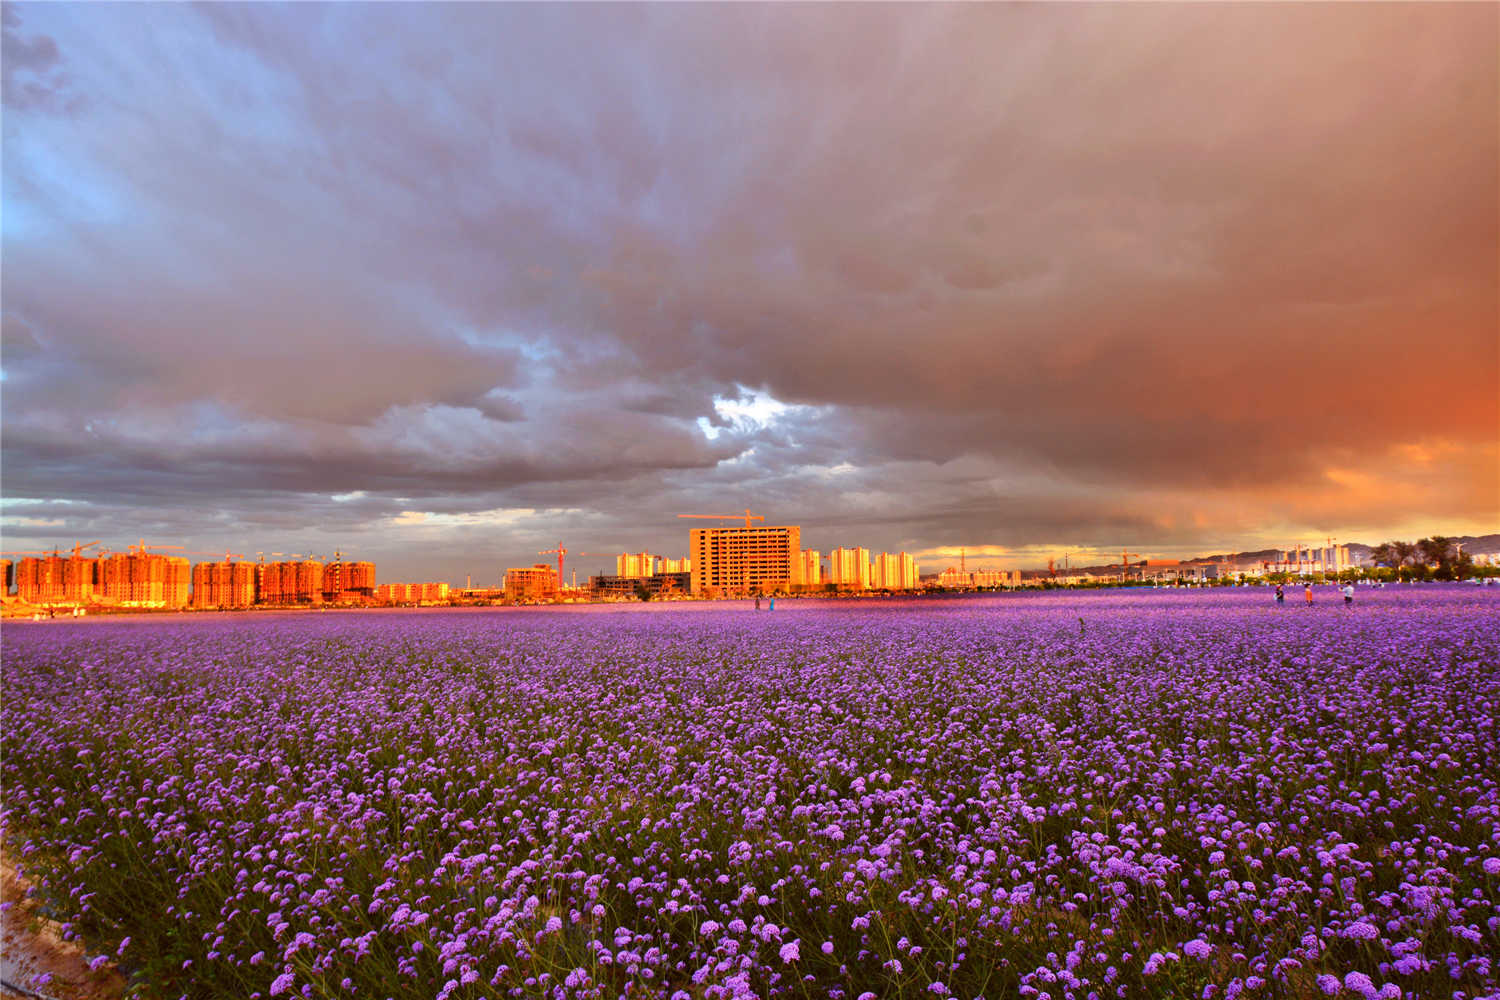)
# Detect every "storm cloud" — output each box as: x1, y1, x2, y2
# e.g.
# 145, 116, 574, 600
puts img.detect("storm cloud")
3, 3, 1495, 581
